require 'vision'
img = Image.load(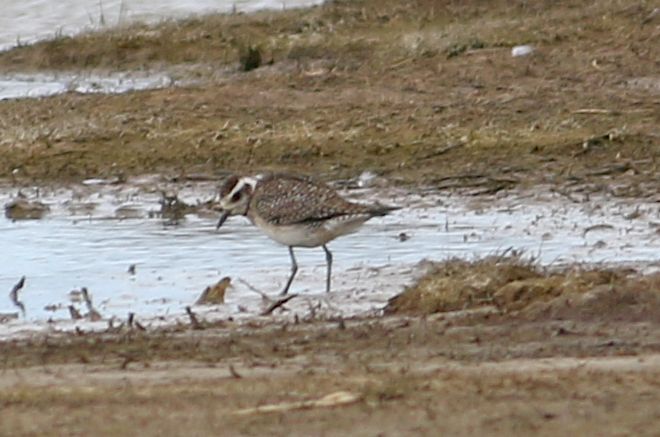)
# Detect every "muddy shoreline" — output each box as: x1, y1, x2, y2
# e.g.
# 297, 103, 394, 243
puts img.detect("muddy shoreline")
2, 180, 659, 435
1, 179, 658, 334
1, 0, 659, 434
2, 310, 660, 435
